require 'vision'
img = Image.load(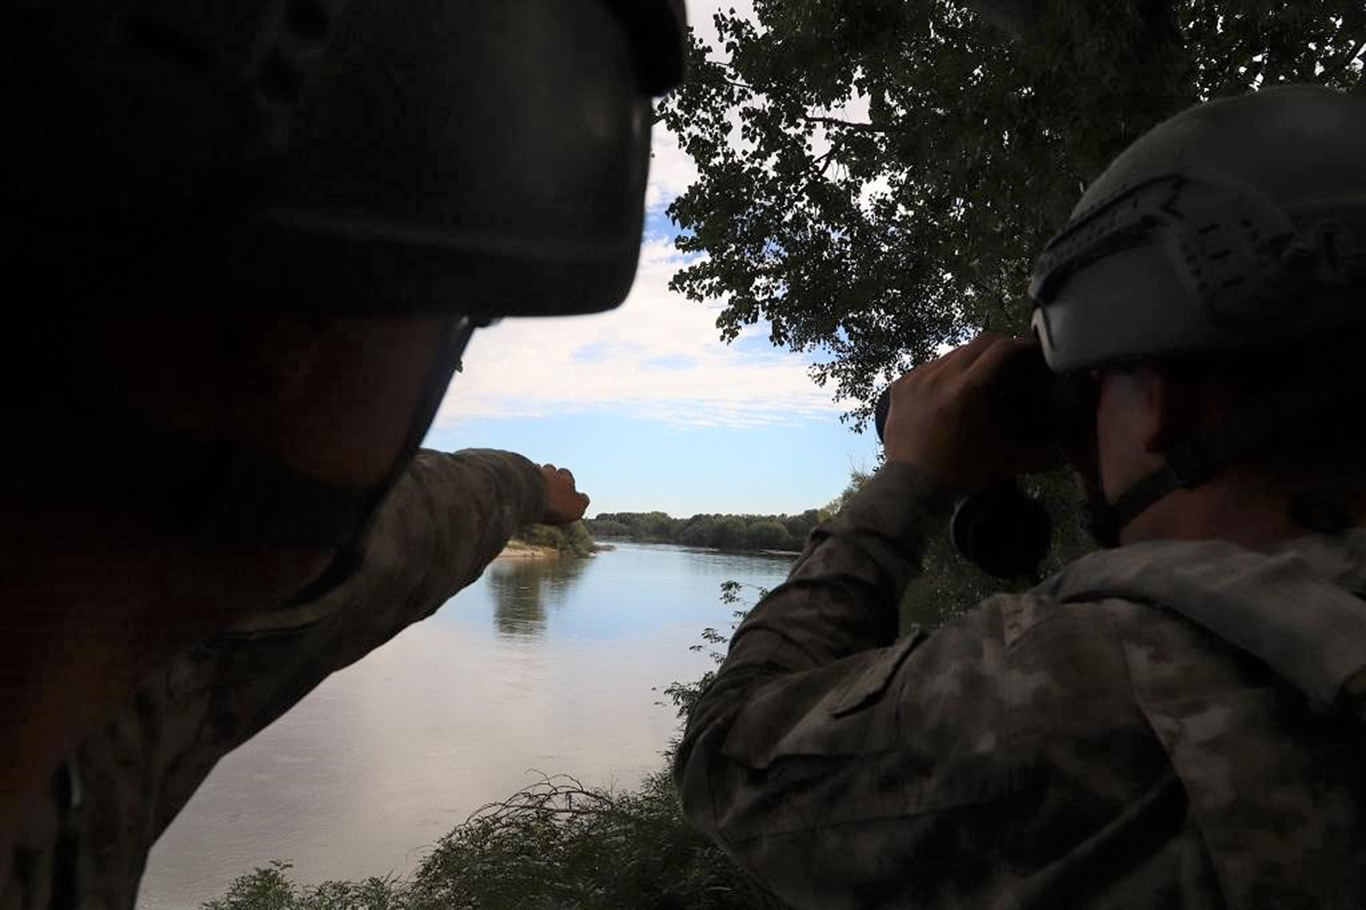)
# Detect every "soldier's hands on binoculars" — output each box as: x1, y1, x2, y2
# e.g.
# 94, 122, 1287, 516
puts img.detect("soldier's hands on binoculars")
539, 465, 591, 526
882, 333, 1064, 498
